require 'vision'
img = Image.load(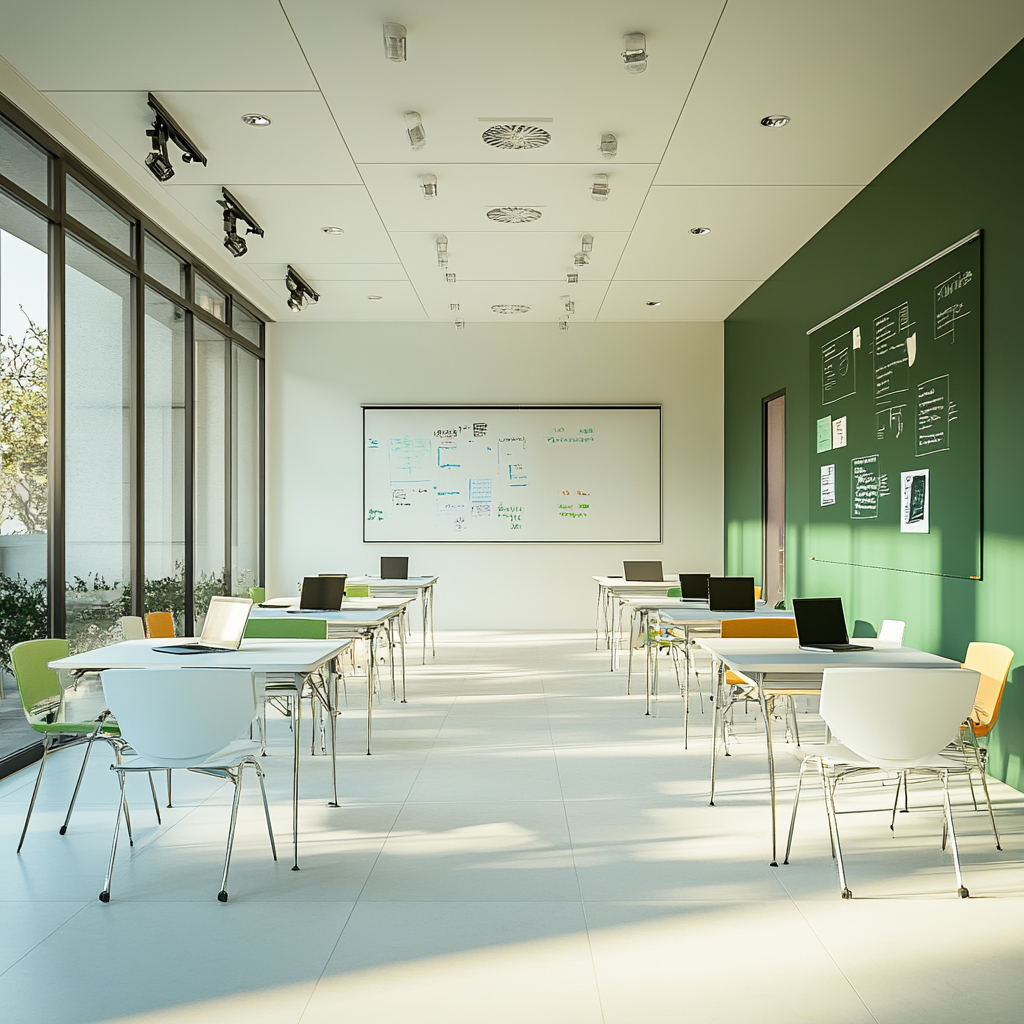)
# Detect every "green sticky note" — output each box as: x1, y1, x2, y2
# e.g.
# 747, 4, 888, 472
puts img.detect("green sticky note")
816, 416, 832, 453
